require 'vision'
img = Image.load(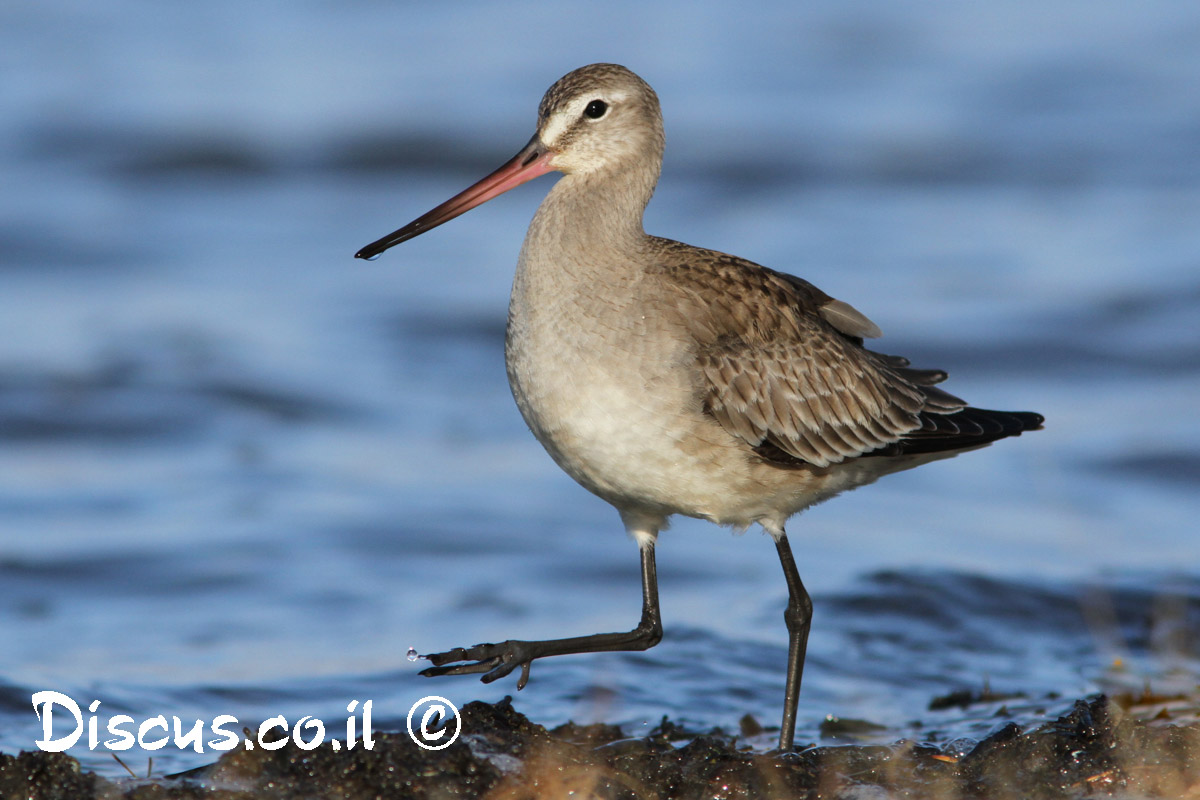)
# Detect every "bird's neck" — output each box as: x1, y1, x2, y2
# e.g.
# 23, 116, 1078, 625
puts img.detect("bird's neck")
521, 160, 660, 268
